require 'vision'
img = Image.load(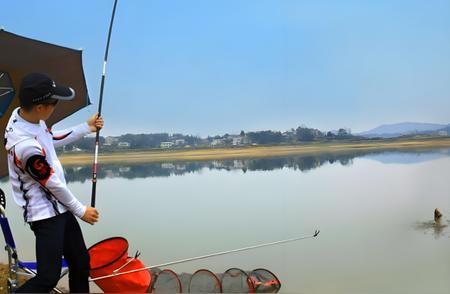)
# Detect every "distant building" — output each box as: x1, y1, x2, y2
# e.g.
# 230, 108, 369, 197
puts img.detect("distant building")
161, 163, 175, 169
104, 169, 119, 178
118, 142, 130, 148
175, 139, 185, 145
175, 164, 186, 171
233, 160, 245, 169
438, 131, 448, 136
104, 136, 119, 146
211, 139, 224, 146
212, 161, 226, 168
62, 145, 82, 152
160, 142, 174, 148
232, 136, 243, 146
